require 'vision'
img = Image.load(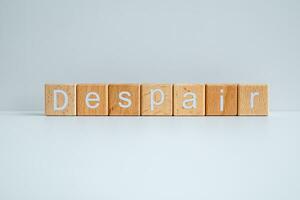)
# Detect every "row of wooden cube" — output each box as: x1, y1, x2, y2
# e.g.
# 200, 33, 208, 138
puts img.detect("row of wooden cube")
45, 83, 268, 116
